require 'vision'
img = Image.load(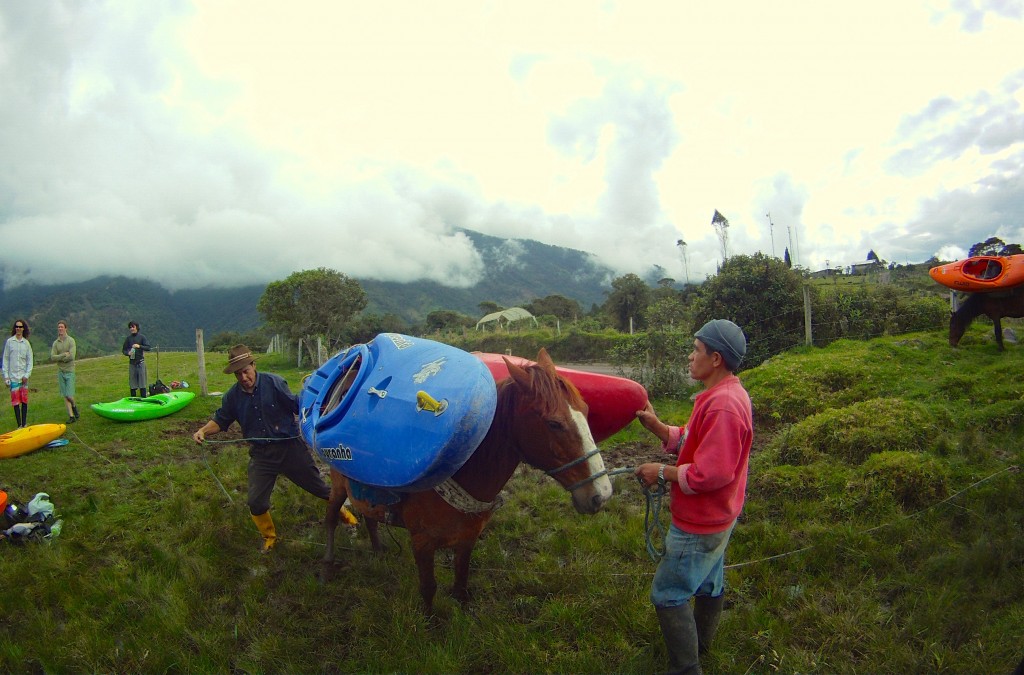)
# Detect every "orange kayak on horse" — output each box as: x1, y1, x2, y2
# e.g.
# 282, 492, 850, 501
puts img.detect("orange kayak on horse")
929, 254, 1024, 293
